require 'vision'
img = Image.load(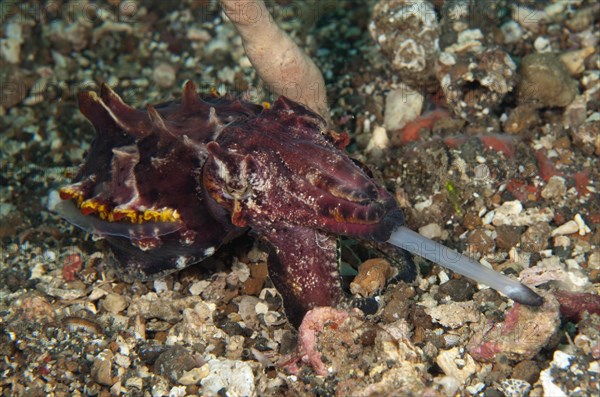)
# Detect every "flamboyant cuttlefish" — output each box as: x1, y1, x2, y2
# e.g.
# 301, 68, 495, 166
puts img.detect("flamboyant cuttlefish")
49, 81, 542, 326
